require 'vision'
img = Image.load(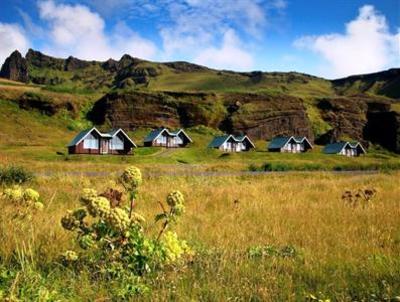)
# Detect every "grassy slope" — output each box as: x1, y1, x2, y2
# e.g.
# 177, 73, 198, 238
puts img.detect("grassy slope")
1, 88, 399, 174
